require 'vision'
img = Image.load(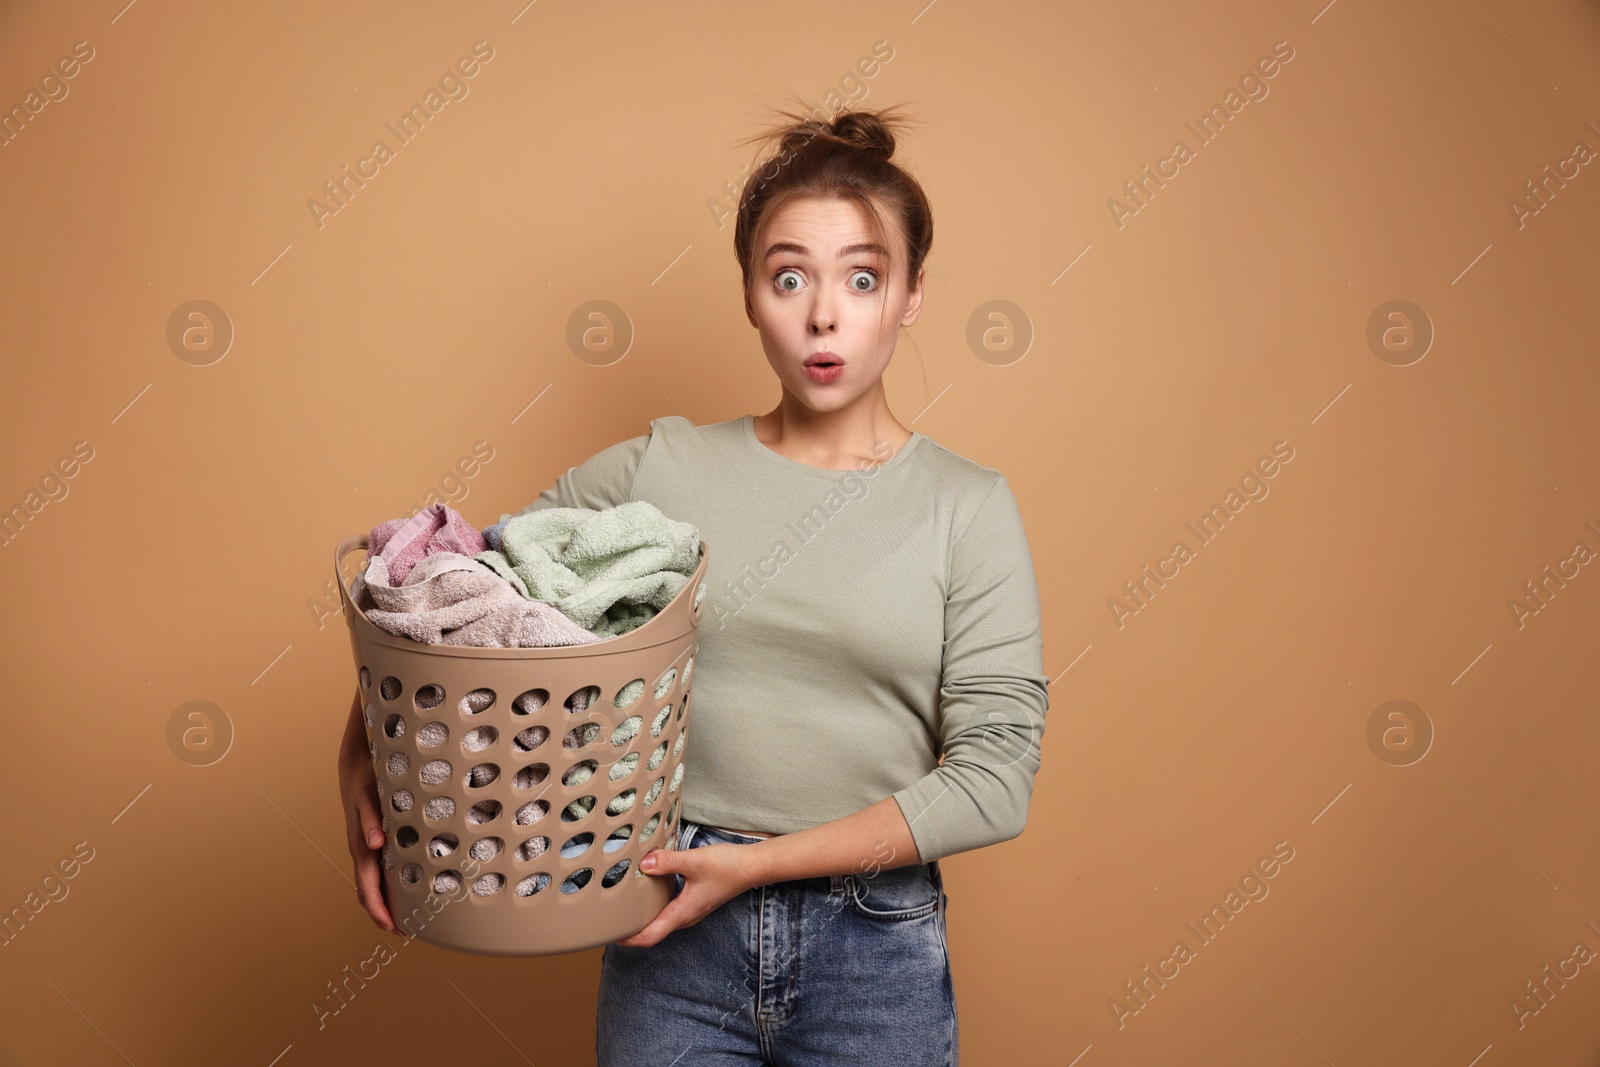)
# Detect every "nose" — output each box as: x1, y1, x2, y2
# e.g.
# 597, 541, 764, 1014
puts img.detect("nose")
808, 297, 836, 334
